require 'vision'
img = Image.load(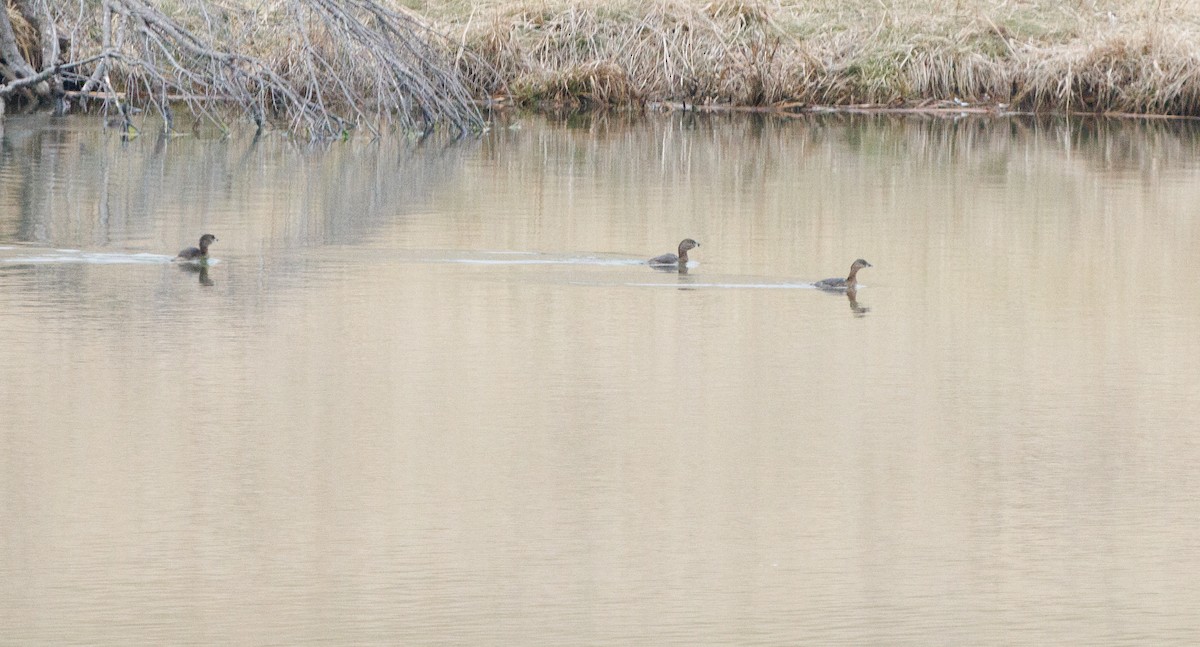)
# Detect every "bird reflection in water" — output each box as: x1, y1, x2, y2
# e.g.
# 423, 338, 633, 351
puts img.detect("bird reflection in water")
675, 263, 699, 290
178, 262, 215, 287
649, 262, 690, 275
648, 260, 699, 288
846, 287, 869, 317
648, 259, 700, 289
